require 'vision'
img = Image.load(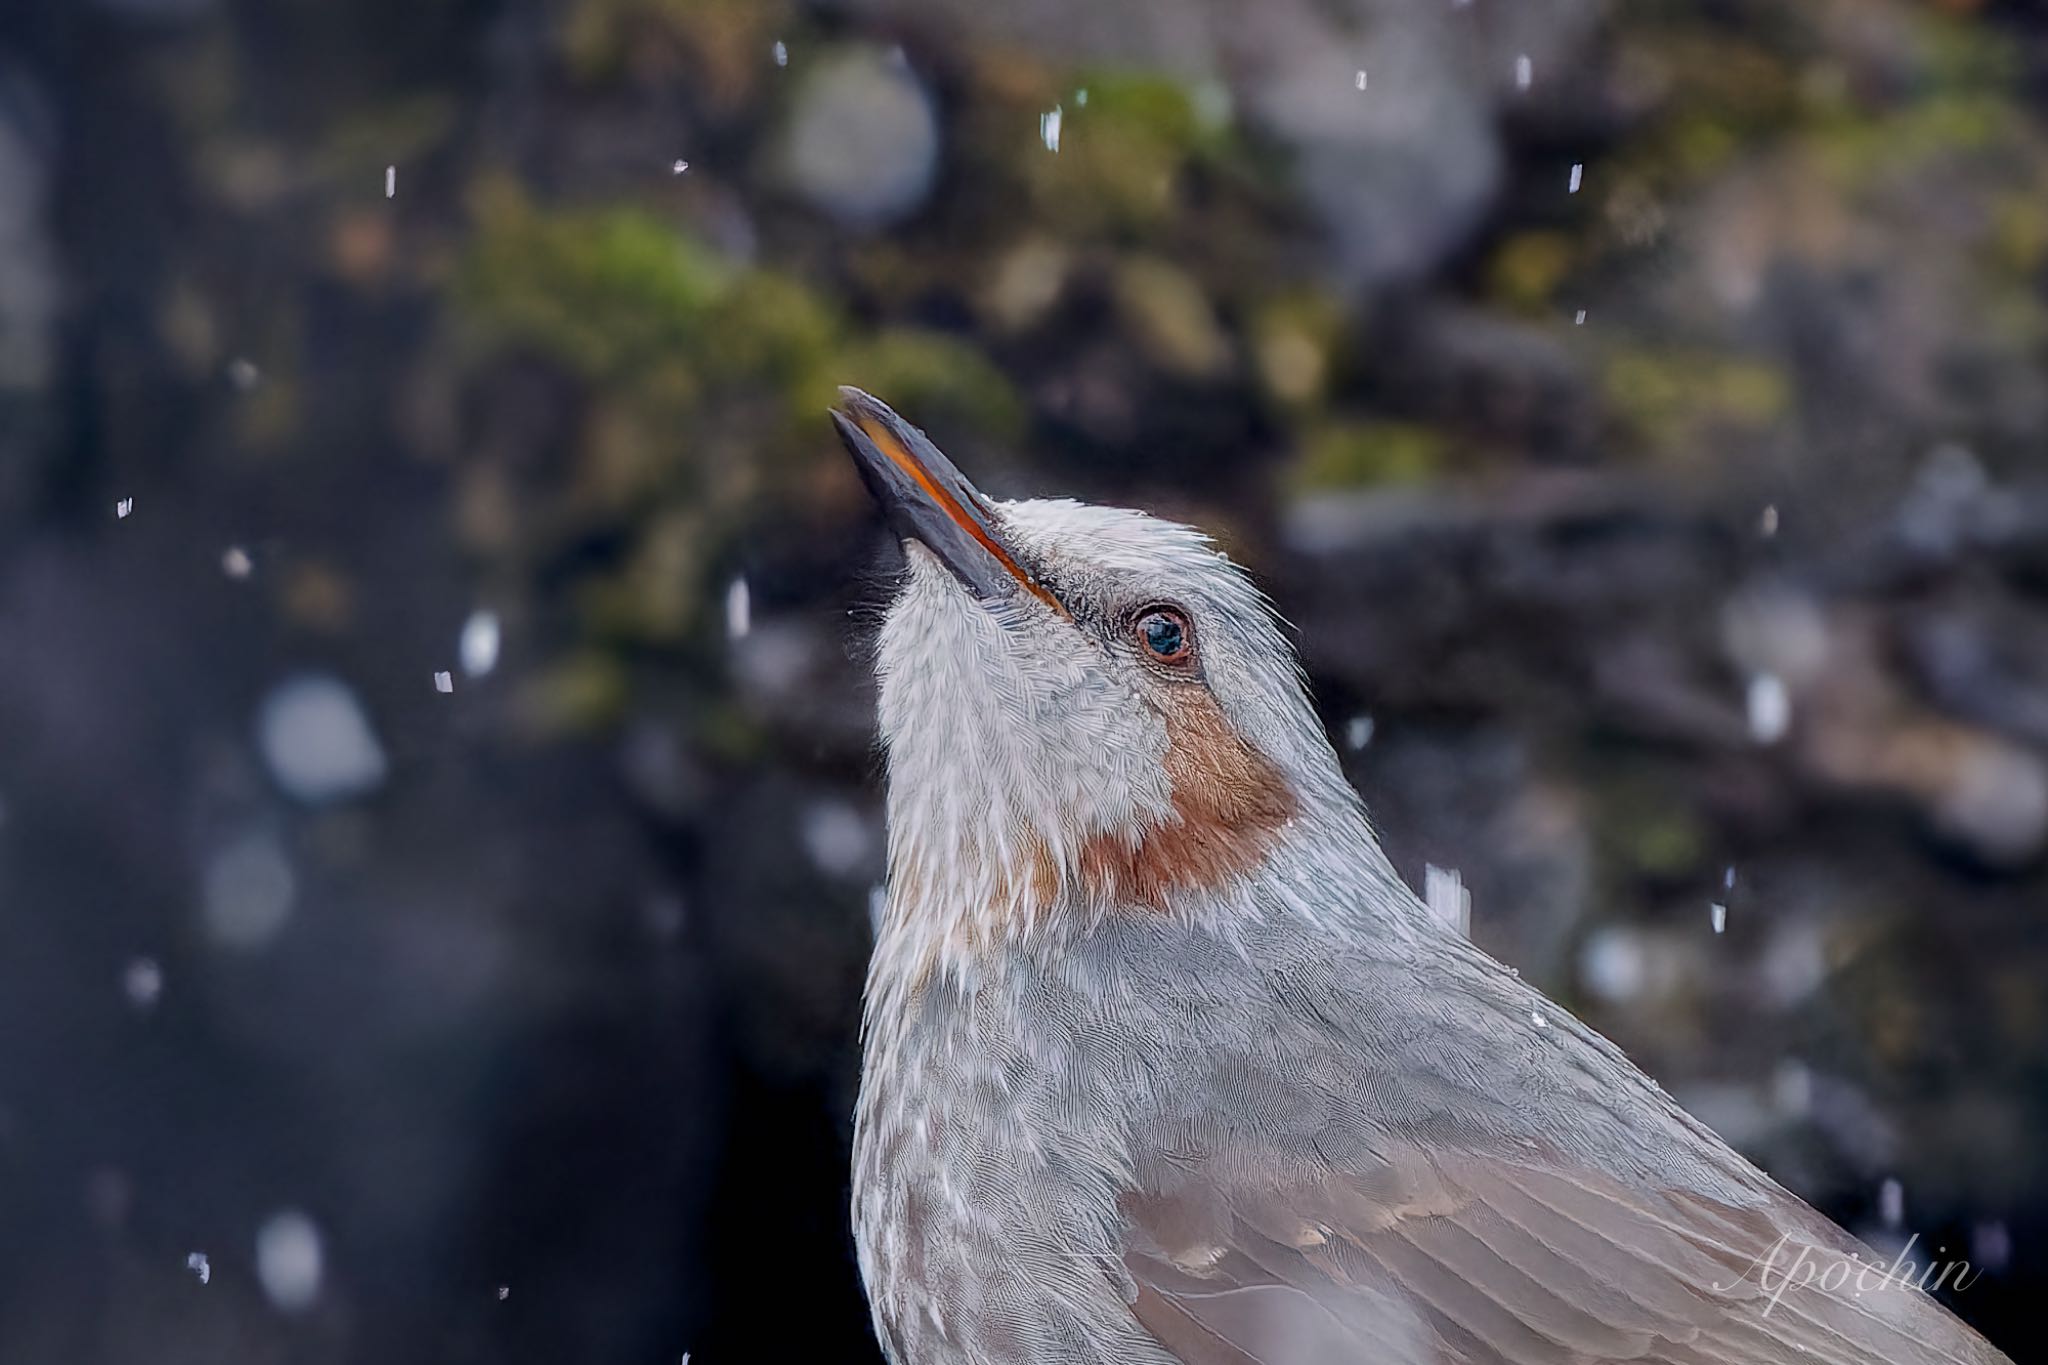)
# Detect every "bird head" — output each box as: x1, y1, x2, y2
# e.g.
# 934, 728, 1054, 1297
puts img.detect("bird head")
833, 389, 1383, 979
